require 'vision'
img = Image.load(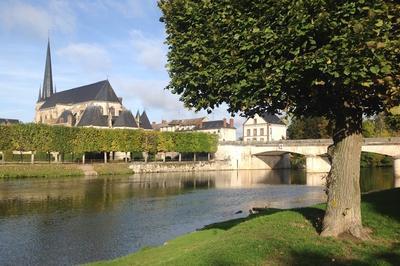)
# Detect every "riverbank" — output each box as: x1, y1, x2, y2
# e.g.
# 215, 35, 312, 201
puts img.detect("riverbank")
0, 163, 132, 178
91, 188, 400, 265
